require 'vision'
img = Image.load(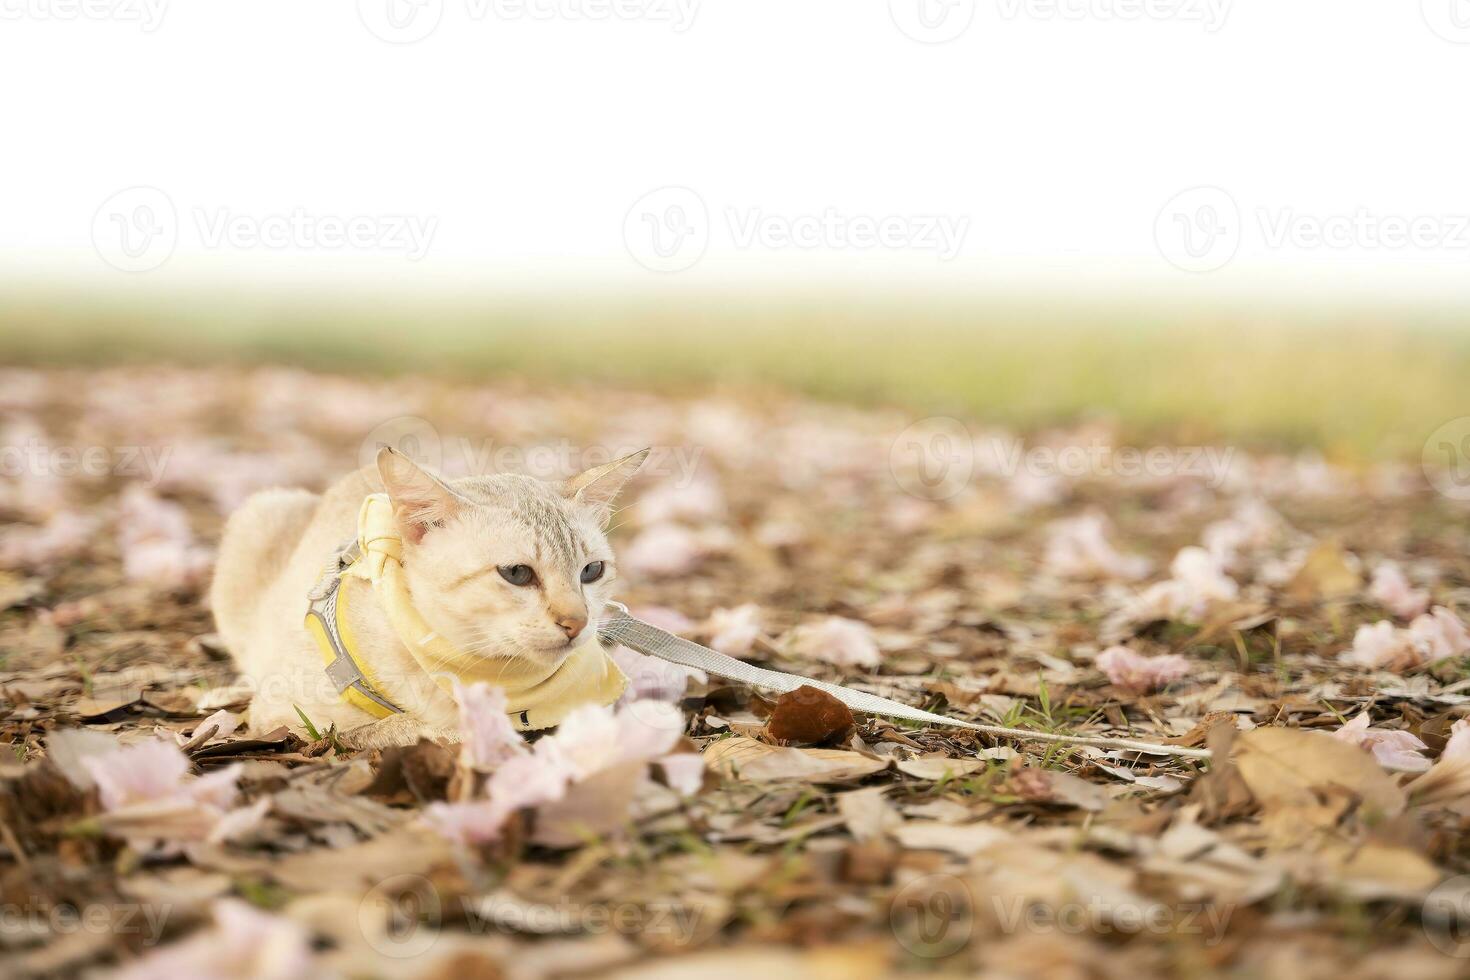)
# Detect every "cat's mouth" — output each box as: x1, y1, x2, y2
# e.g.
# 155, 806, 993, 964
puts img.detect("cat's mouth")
525, 635, 584, 660
460, 618, 597, 664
